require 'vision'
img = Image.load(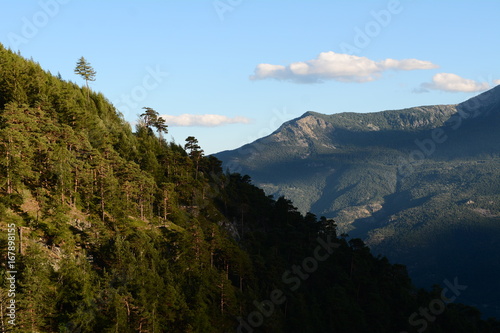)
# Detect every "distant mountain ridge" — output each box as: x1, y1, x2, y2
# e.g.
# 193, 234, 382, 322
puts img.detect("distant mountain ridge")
215, 85, 500, 318
249, 104, 457, 159
3, 42, 500, 331
217, 85, 500, 215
